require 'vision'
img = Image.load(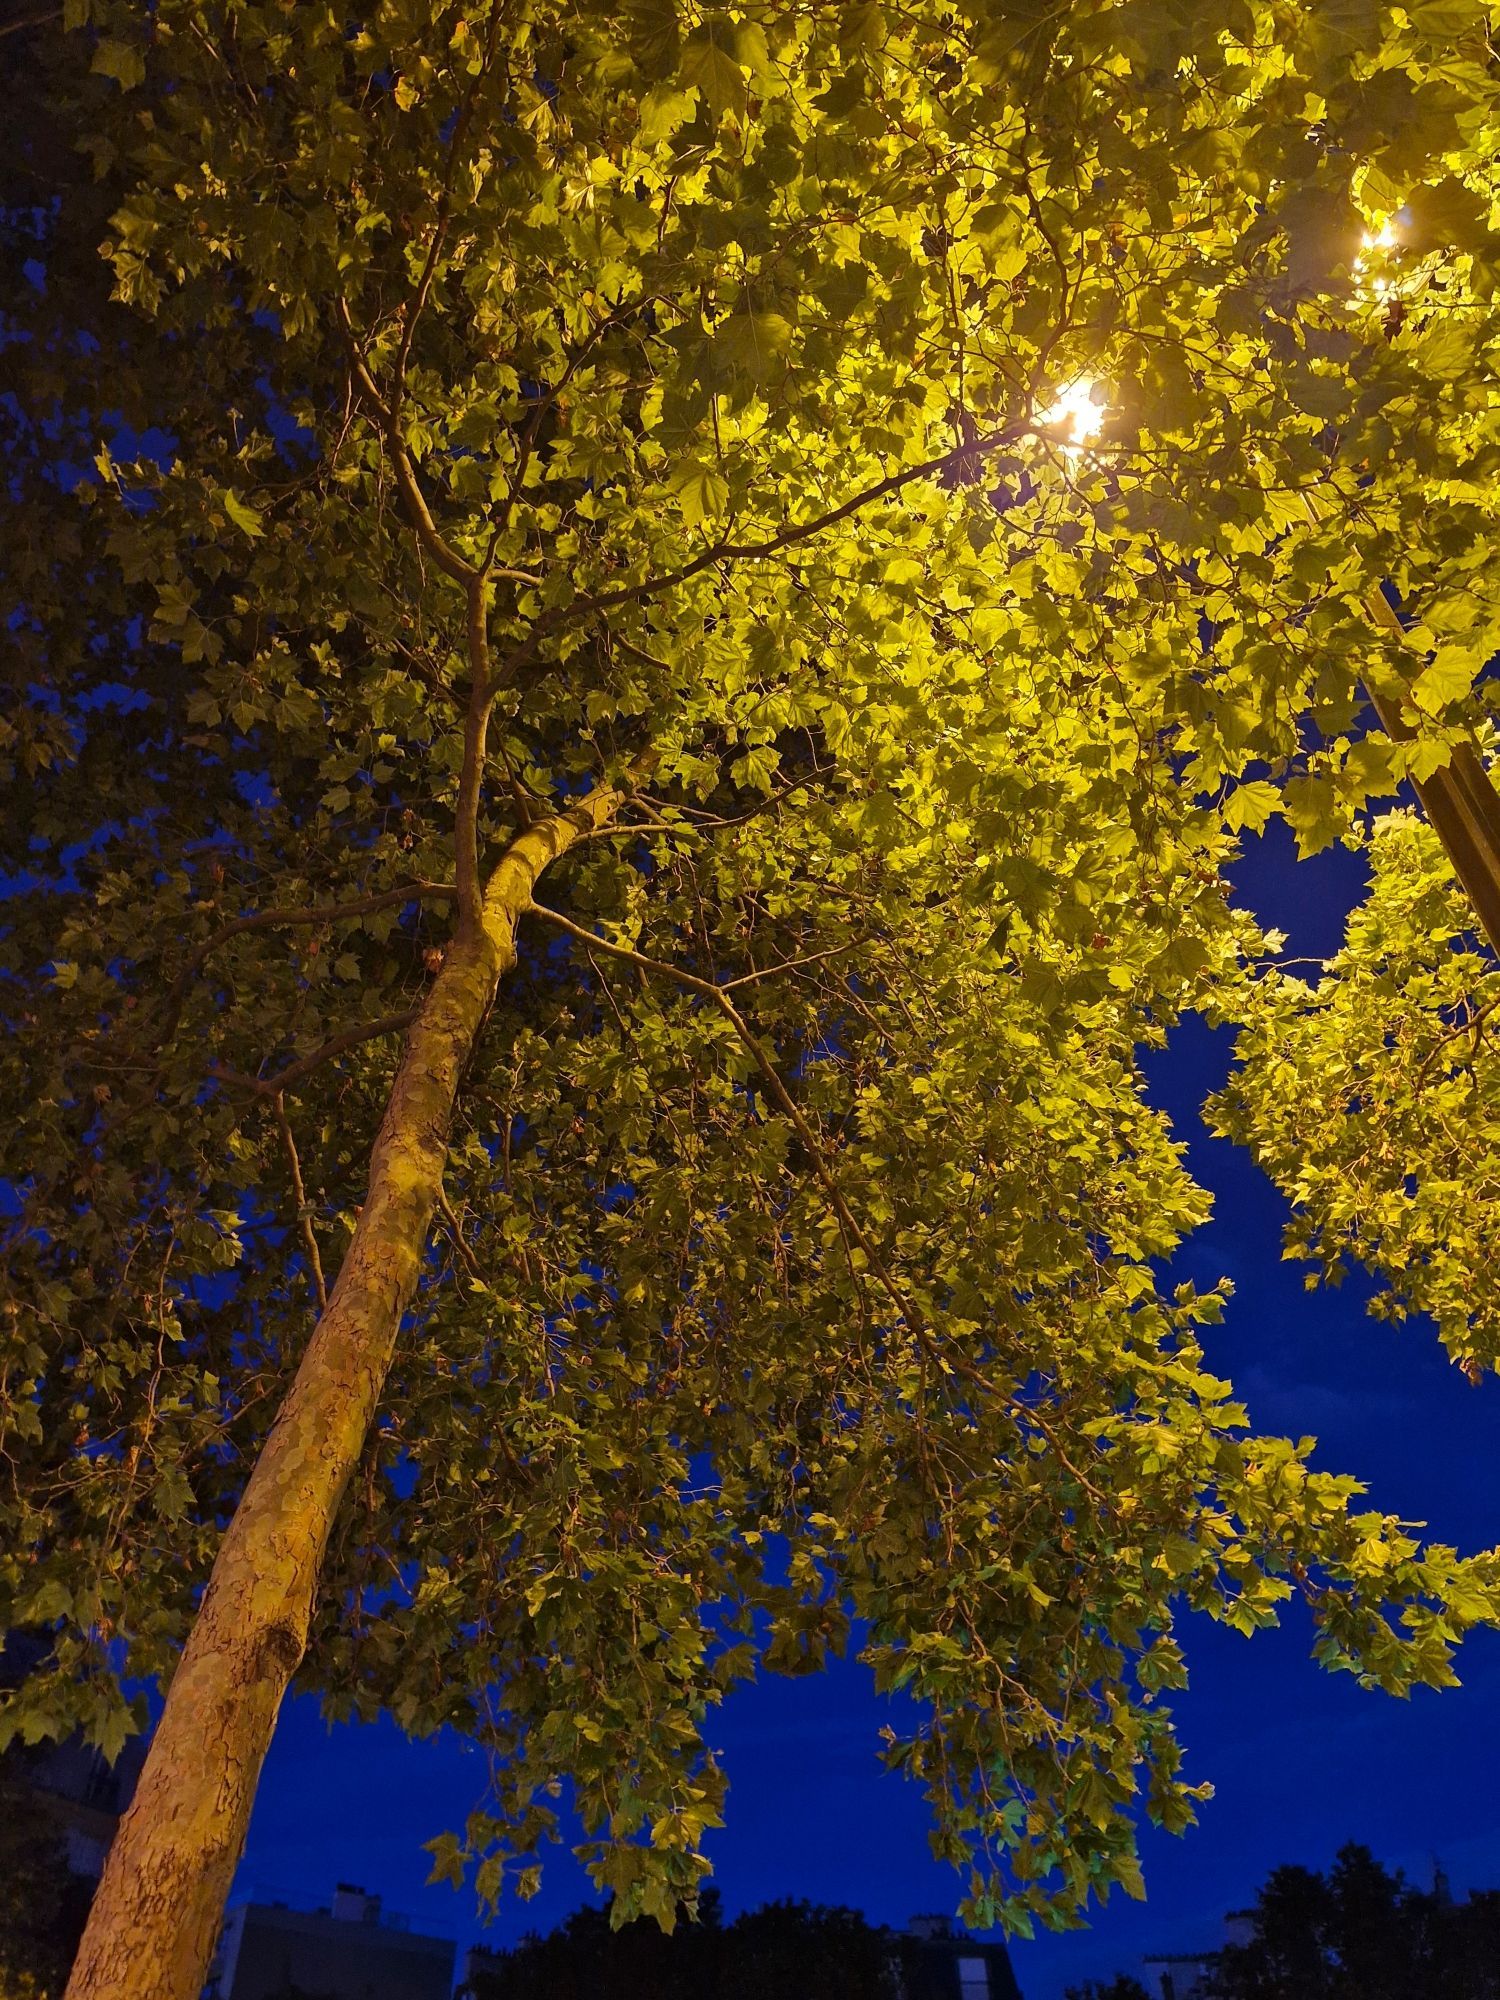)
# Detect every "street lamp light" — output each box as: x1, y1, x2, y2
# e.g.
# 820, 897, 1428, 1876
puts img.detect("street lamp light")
1035, 377, 1107, 453
1025, 319, 1500, 955
1340, 211, 1500, 952
1352, 215, 1402, 307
